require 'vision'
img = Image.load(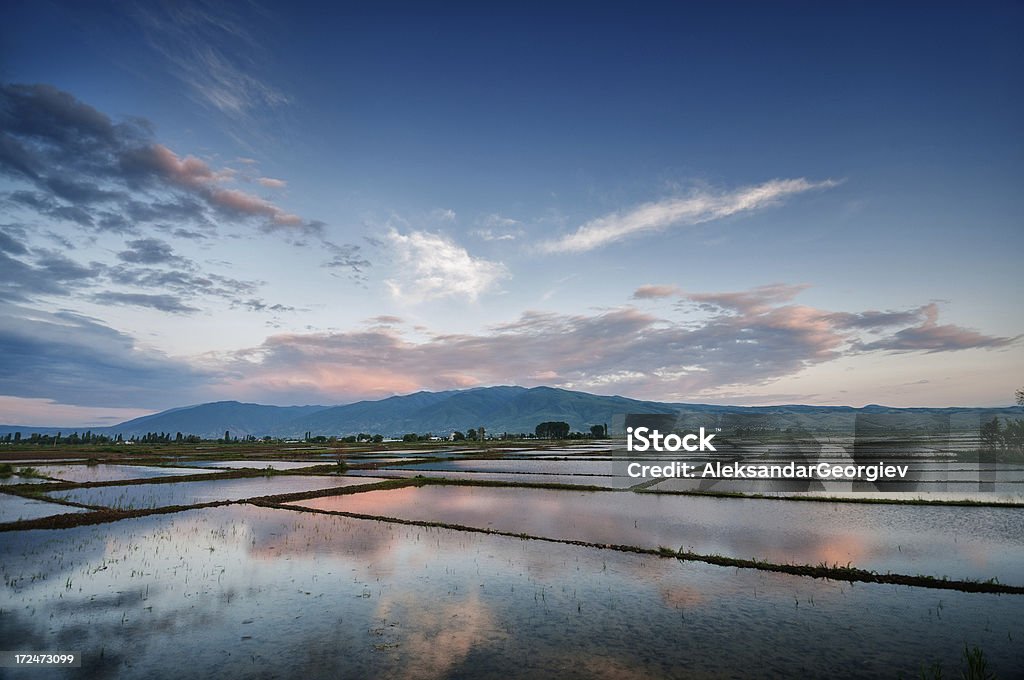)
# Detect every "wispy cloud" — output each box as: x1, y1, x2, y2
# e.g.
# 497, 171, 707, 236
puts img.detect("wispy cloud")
385, 229, 508, 302
541, 178, 838, 253
473, 214, 524, 241
131, 0, 288, 124
90, 292, 200, 314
